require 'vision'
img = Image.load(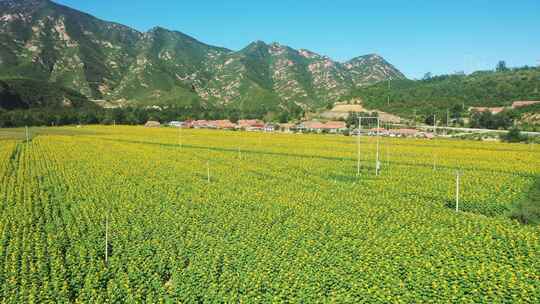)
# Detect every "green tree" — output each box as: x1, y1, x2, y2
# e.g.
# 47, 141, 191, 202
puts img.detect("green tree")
501, 127, 526, 143
496, 60, 508, 72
